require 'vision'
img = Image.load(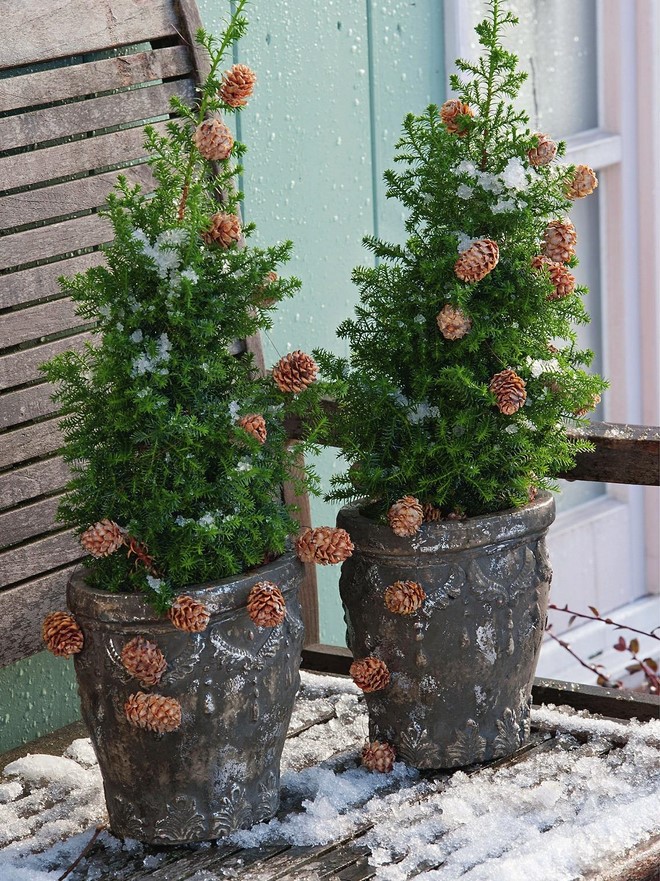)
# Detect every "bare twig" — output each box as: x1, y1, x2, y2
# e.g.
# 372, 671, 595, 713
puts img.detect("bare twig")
545, 626, 622, 689
549, 603, 660, 641
57, 824, 107, 881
